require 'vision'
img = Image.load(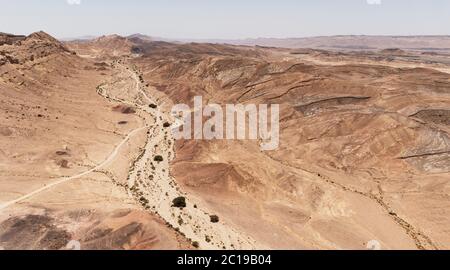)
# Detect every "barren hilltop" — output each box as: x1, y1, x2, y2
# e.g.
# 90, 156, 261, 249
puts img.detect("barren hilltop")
1, 32, 449, 250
